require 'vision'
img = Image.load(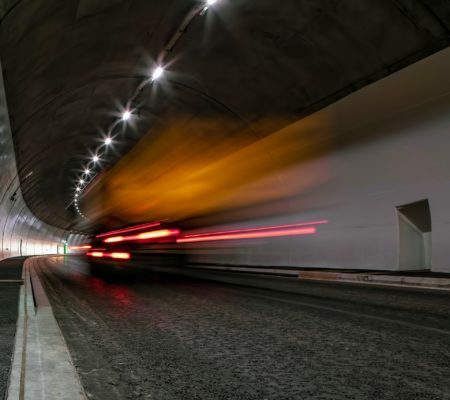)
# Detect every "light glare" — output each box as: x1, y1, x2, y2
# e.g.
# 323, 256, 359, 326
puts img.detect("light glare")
152, 66, 164, 81
122, 110, 131, 121
92, 155, 99, 163
104, 137, 112, 145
